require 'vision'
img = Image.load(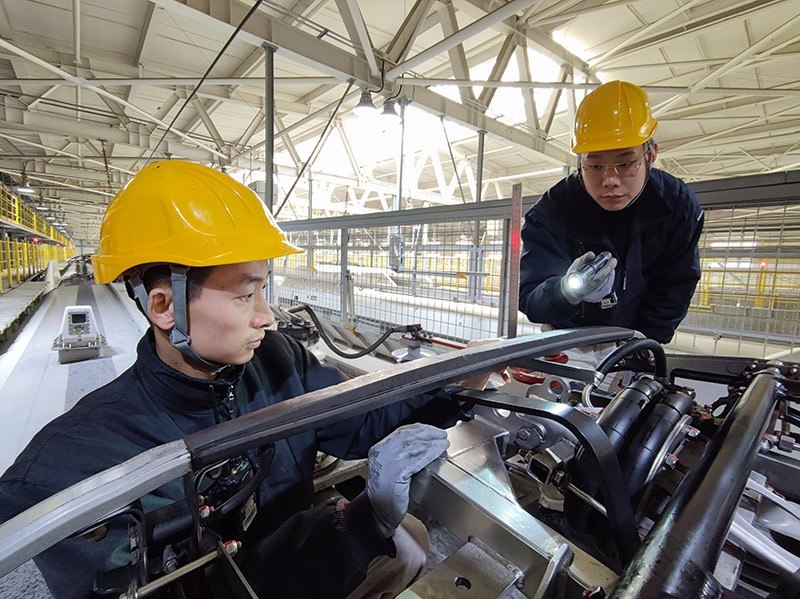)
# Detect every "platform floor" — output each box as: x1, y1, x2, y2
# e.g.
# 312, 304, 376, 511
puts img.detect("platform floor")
0, 280, 147, 475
